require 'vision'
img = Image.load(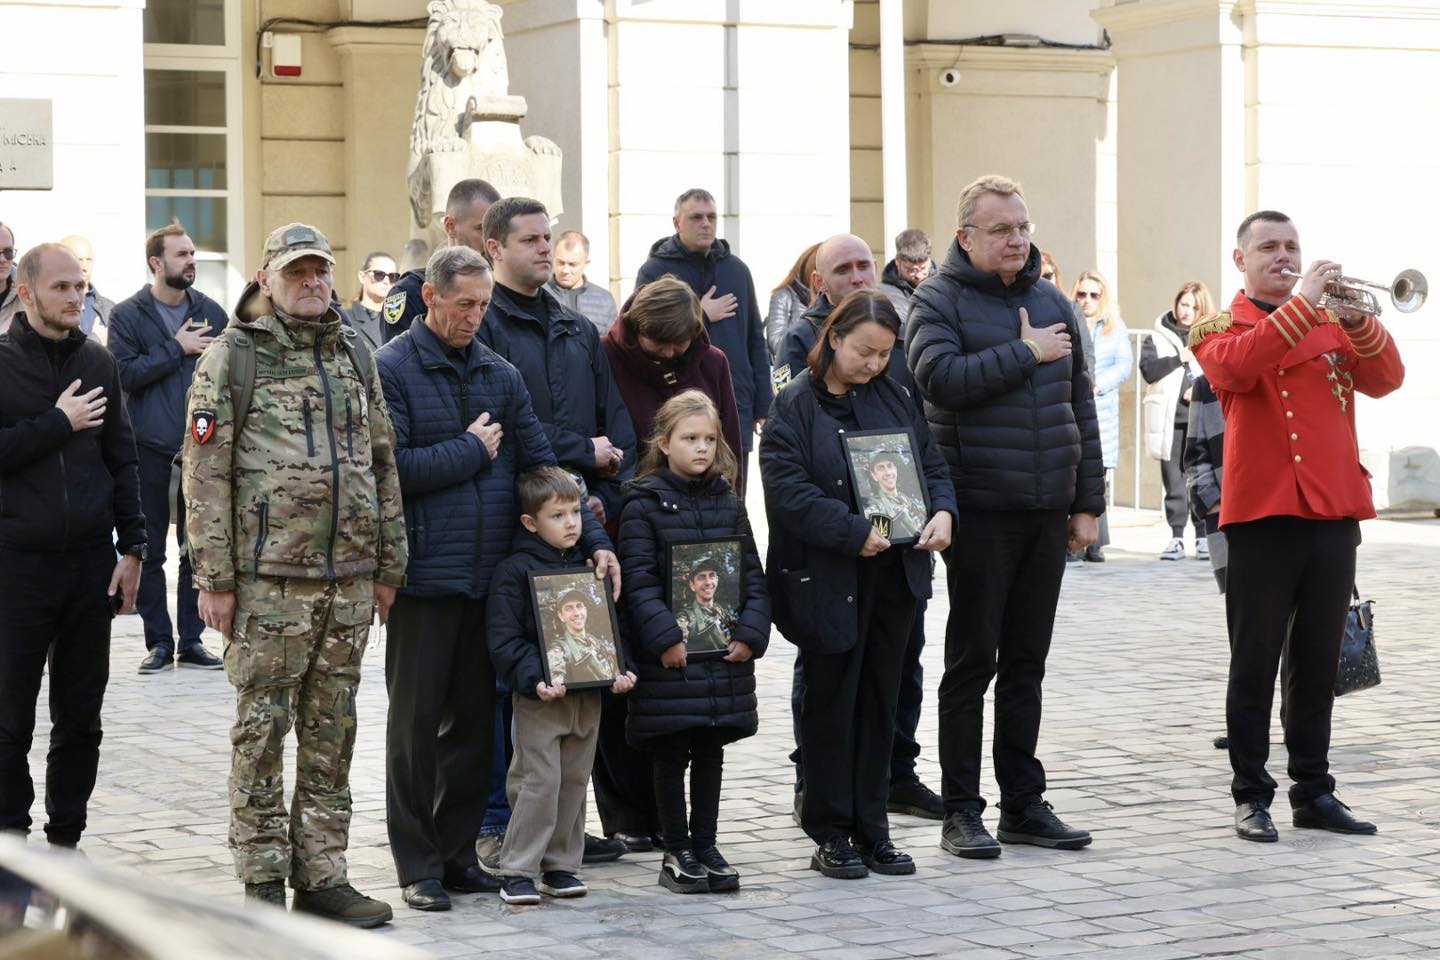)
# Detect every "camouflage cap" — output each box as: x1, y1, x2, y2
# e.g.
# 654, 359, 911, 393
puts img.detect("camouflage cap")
687, 555, 722, 578
557, 589, 590, 610
261, 222, 335, 272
